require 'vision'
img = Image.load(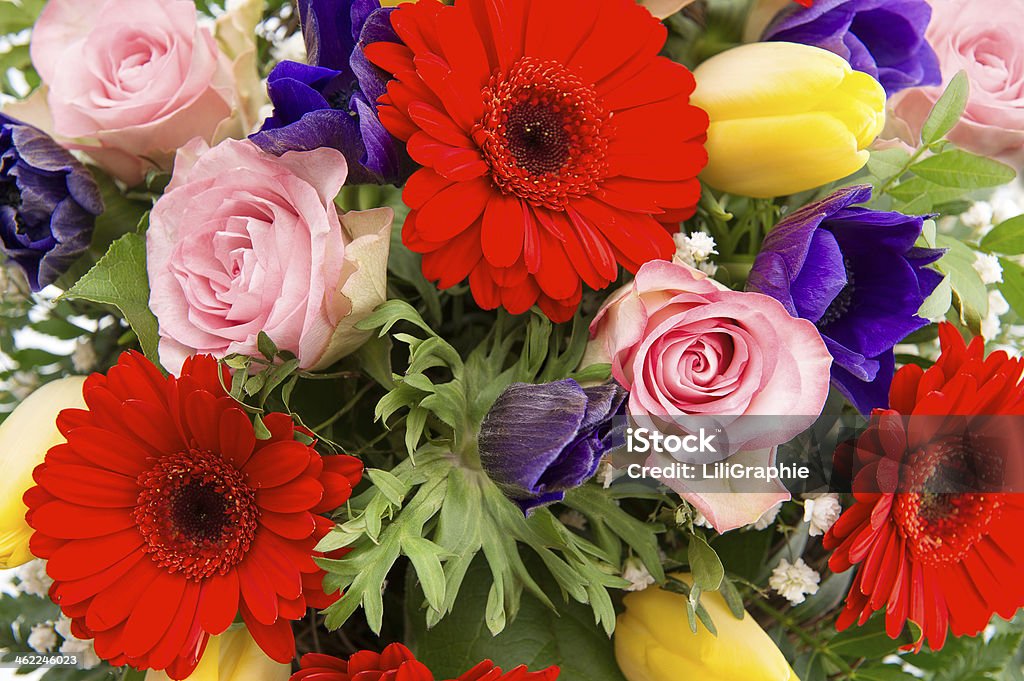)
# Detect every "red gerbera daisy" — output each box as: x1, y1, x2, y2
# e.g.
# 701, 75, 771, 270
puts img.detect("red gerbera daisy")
366, 0, 709, 322
824, 323, 1024, 650
291, 643, 560, 681
24, 352, 362, 679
